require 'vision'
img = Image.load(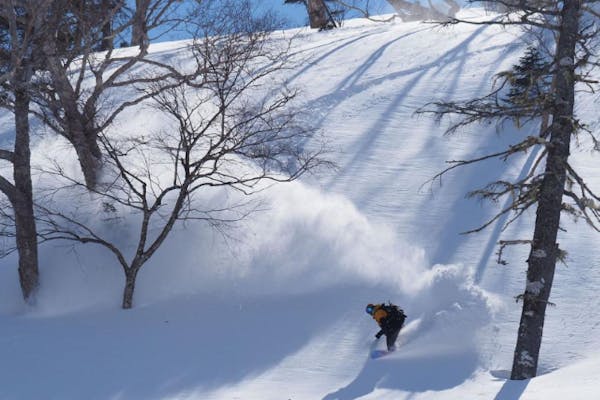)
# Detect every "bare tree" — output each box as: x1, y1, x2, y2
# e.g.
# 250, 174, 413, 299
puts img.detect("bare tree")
0, 1, 56, 302
71, 0, 124, 51
129, 0, 181, 48
36, 0, 328, 309
420, 0, 600, 379
324, 0, 395, 22
286, 0, 460, 25
386, 0, 459, 21
284, 0, 338, 29
0, 0, 155, 300
308, 0, 337, 28
27, 0, 186, 190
